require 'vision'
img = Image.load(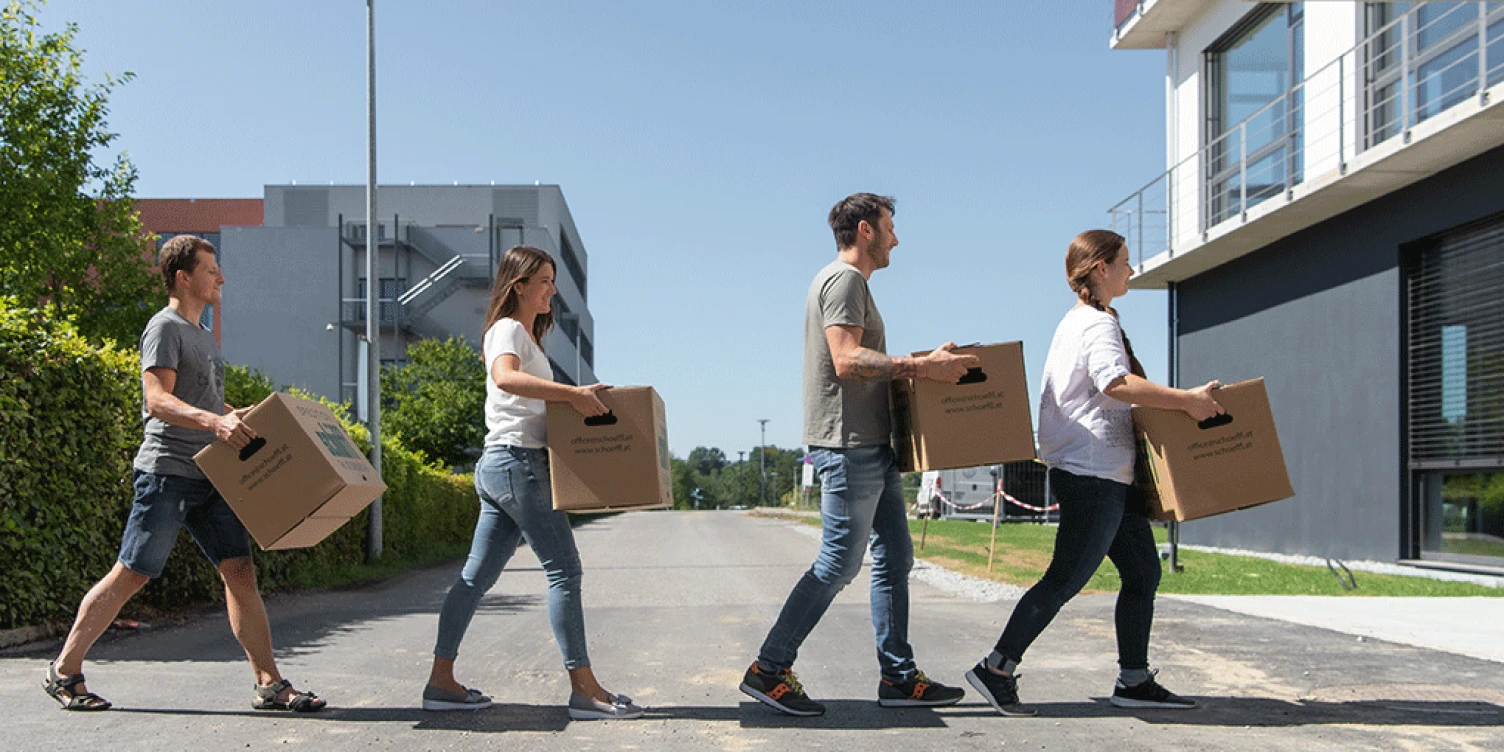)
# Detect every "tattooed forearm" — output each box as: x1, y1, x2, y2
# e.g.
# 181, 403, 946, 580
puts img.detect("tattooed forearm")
839, 348, 915, 381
